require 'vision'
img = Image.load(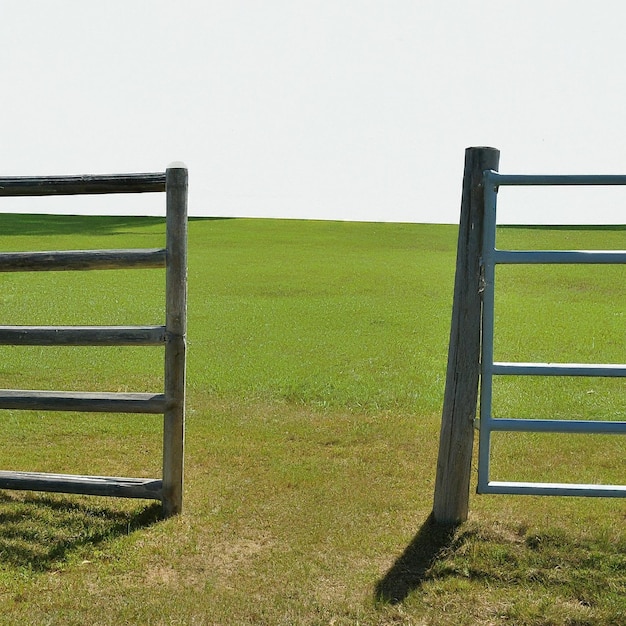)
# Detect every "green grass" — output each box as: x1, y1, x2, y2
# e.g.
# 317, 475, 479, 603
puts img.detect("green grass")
0, 214, 623, 625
